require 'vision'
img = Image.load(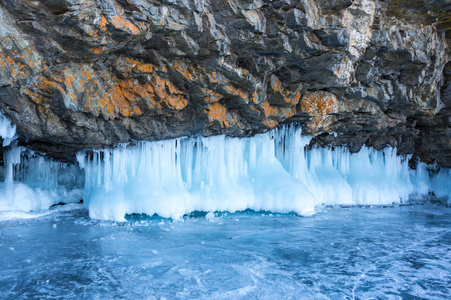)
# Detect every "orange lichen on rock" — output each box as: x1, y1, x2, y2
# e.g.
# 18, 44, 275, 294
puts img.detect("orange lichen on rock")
110, 16, 140, 35
115, 78, 161, 111
263, 119, 278, 129
115, 57, 160, 74
124, 20, 140, 35
206, 71, 249, 101
39, 77, 66, 95
260, 101, 279, 117
166, 94, 188, 110
76, 72, 147, 119
25, 73, 67, 107
207, 72, 226, 84
153, 76, 188, 110
201, 88, 223, 103
124, 57, 155, 73
26, 66, 149, 119
24, 88, 46, 104
270, 75, 282, 93
61, 68, 92, 109
279, 107, 295, 119
257, 99, 296, 126
300, 91, 339, 134
251, 90, 259, 103
91, 47, 104, 54
22, 56, 191, 123
0, 54, 32, 81
250, 105, 261, 114
110, 16, 126, 29
98, 78, 144, 118
223, 84, 248, 100
100, 15, 108, 31
269, 74, 302, 105
287, 91, 302, 105
205, 102, 229, 127
172, 61, 195, 81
